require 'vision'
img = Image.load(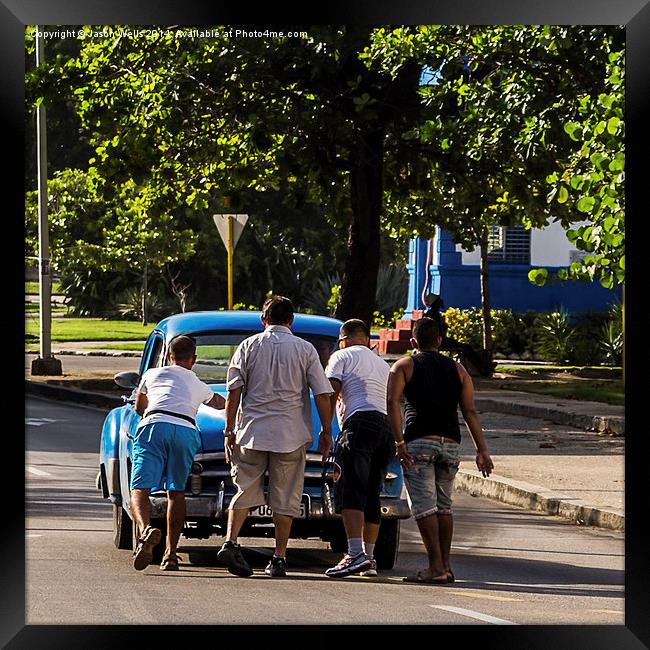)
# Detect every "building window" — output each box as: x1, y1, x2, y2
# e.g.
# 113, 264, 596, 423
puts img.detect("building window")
487, 225, 531, 264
